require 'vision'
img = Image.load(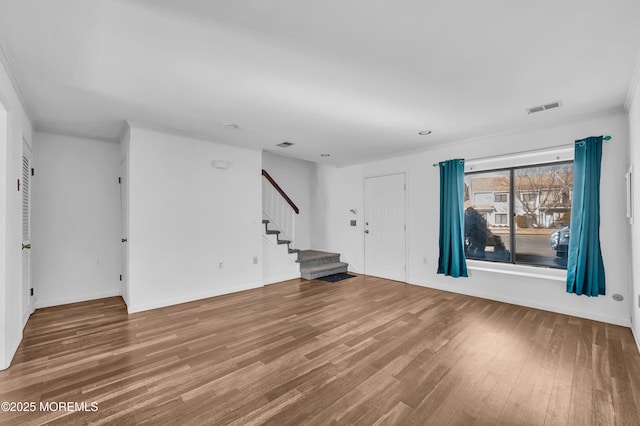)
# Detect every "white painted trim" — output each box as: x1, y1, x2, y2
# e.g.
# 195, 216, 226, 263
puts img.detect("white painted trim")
34, 125, 119, 144
408, 279, 630, 327
631, 324, 640, 355
0, 27, 31, 119
264, 273, 301, 286
127, 282, 263, 314
465, 146, 573, 173
21, 309, 29, 327
1, 333, 22, 371
624, 50, 640, 112
126, 120, 261, 154
35, 289, 122, 309
466, 260, 566, 282
341, 107, 625, 169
